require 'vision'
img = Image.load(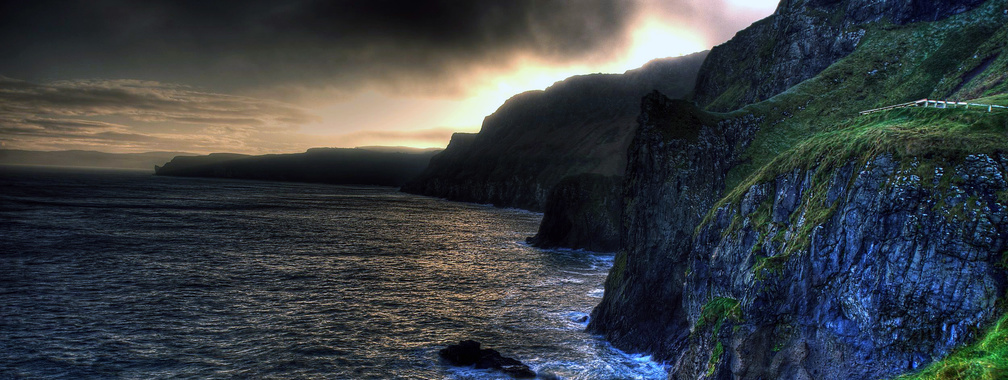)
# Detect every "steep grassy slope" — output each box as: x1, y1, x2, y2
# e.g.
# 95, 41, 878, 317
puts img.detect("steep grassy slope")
894, 313, 1008, 380
693, 0, 986, 111
724, 1, 1008, 195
